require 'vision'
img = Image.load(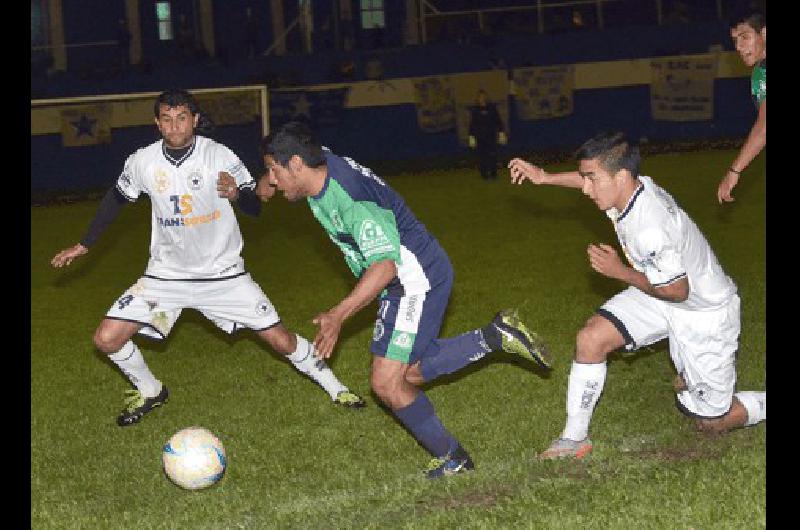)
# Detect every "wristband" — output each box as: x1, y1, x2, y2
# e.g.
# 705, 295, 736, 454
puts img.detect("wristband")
728, 168, 741, 174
